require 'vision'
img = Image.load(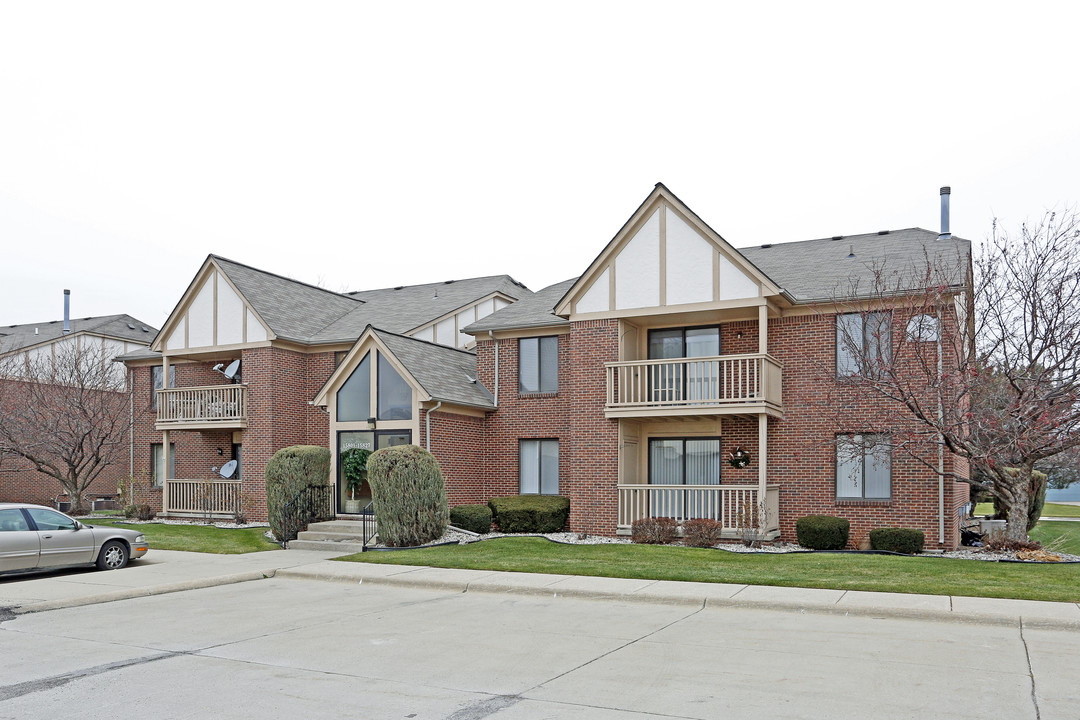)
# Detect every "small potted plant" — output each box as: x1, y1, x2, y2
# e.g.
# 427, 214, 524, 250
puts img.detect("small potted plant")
341, 447, 372, 514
